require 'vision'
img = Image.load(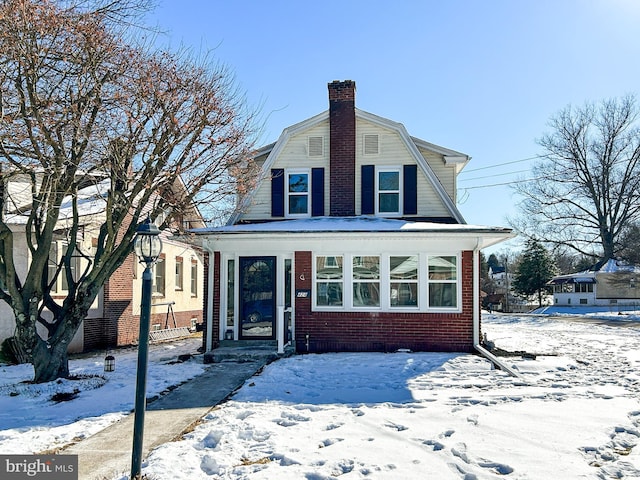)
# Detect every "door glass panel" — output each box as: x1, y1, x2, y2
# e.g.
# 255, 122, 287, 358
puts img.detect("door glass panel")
240, 257, 276, 339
